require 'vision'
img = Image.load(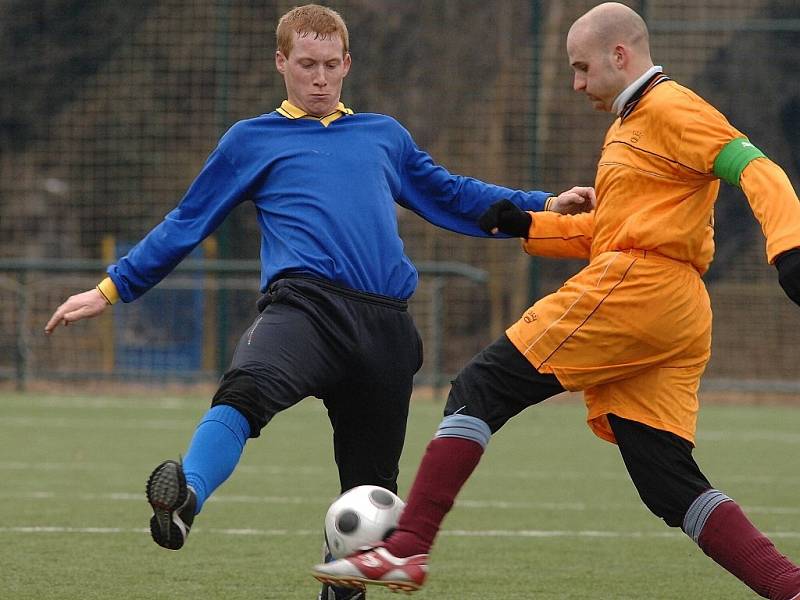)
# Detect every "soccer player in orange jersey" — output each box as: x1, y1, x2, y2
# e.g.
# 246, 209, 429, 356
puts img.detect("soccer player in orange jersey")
314, 3, 800, 597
